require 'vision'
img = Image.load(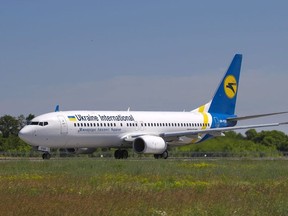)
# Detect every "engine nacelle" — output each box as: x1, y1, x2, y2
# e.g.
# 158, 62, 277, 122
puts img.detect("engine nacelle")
133, 135, 167, 154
